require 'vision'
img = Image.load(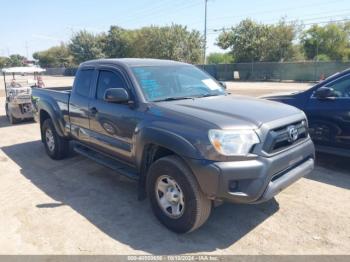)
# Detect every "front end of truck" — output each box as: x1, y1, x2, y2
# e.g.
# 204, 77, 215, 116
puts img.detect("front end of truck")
187, 113, 315, 204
